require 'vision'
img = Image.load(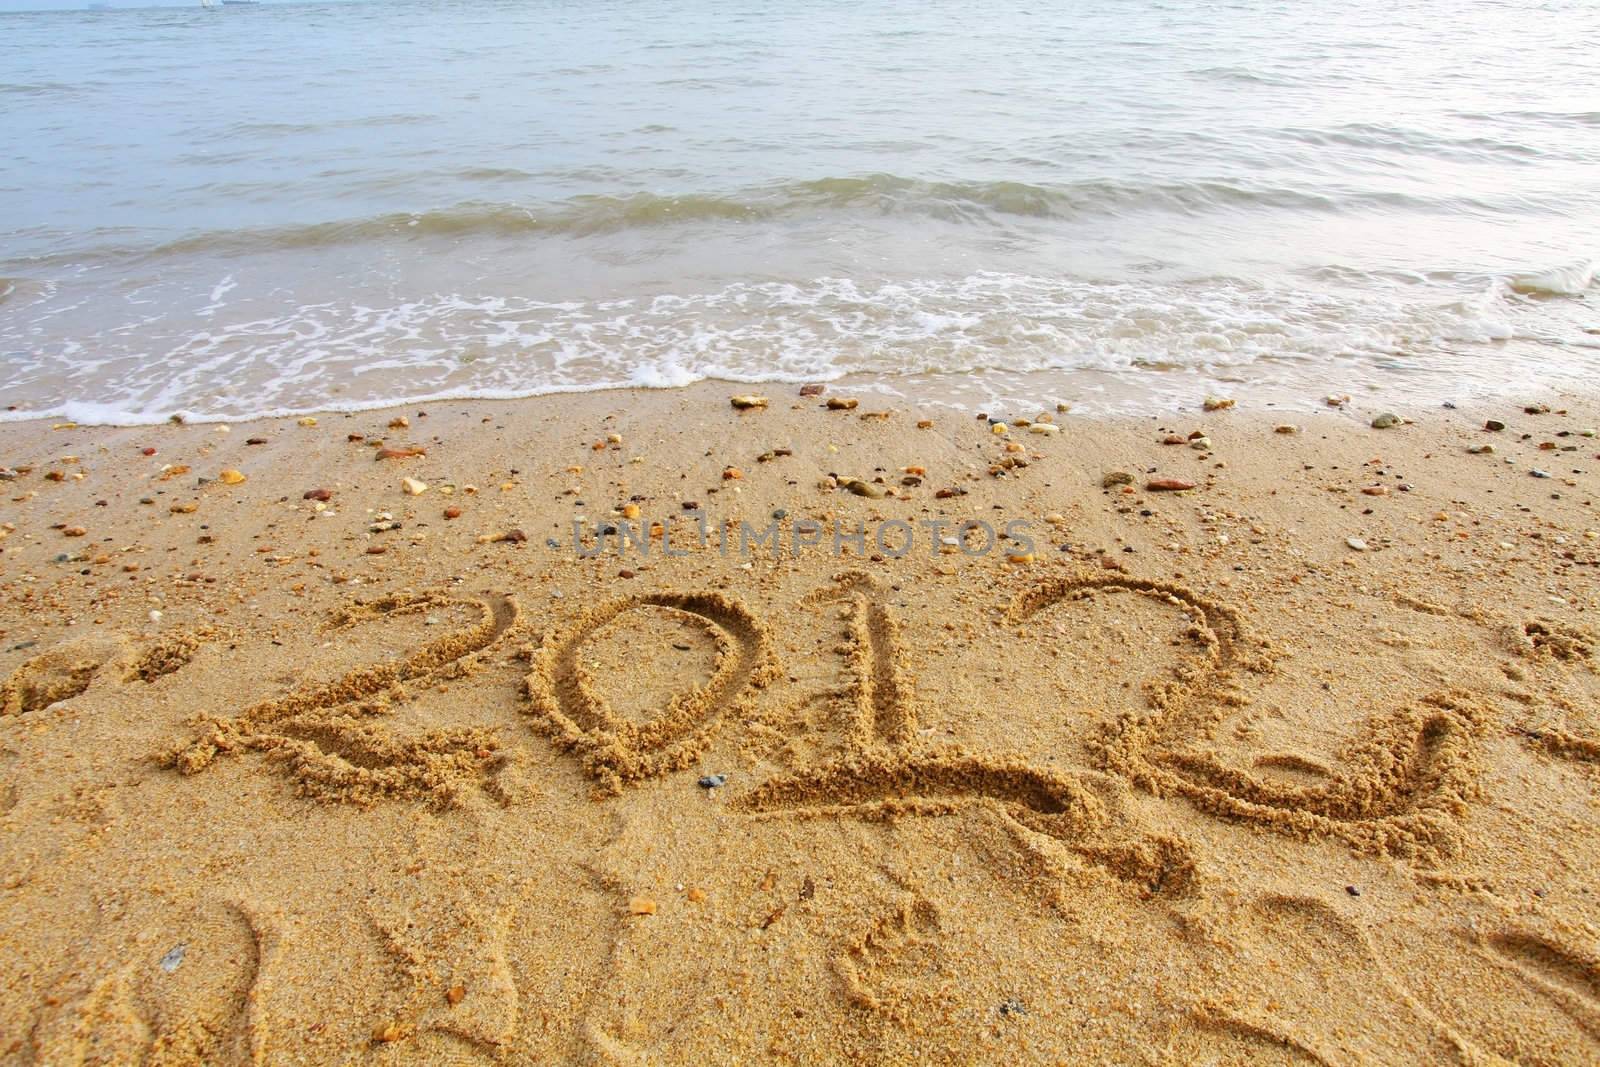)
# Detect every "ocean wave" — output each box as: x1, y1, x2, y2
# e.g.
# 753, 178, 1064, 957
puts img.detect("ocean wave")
1276, 123, 1544, 162
0, 272, 1525, 425
1509, 260, 1596, 296
0, 81, 81, 98
40, 175, 1556, 264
